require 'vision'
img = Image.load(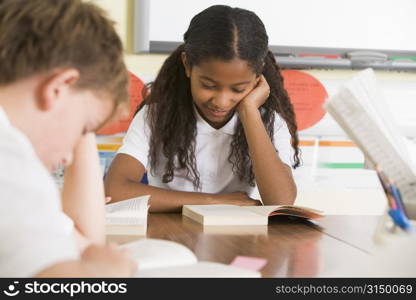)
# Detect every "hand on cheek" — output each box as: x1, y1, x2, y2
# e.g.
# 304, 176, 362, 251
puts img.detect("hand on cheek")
237, 75, 270, 114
